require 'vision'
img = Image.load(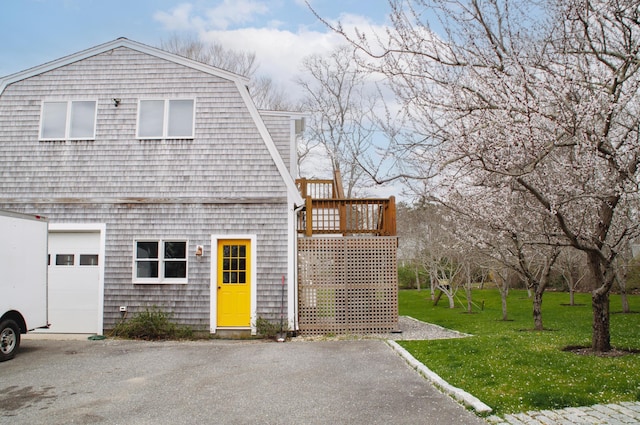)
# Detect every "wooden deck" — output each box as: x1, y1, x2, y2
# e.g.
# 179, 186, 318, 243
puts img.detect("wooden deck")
296, 177, 396, 237
296, 174, 398, 335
